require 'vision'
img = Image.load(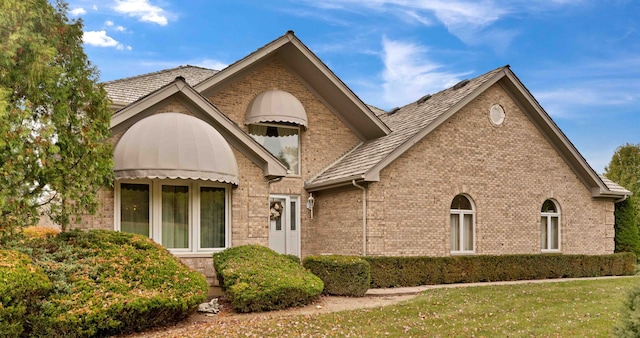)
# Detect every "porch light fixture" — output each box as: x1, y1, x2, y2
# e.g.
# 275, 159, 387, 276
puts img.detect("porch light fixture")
306, 193, 315, 219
